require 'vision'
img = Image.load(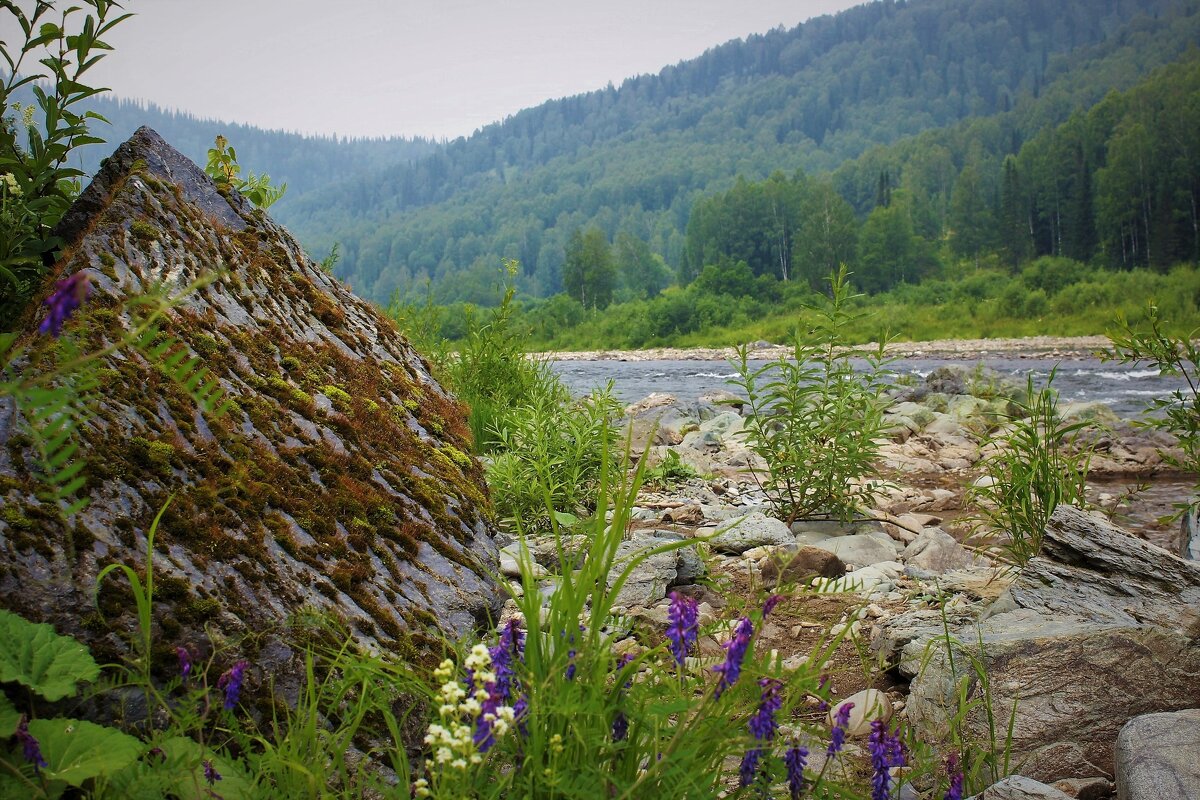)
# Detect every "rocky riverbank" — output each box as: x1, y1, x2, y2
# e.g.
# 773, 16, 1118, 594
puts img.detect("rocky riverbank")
494, 364, 1198, 798
540, 335, 1114, 363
